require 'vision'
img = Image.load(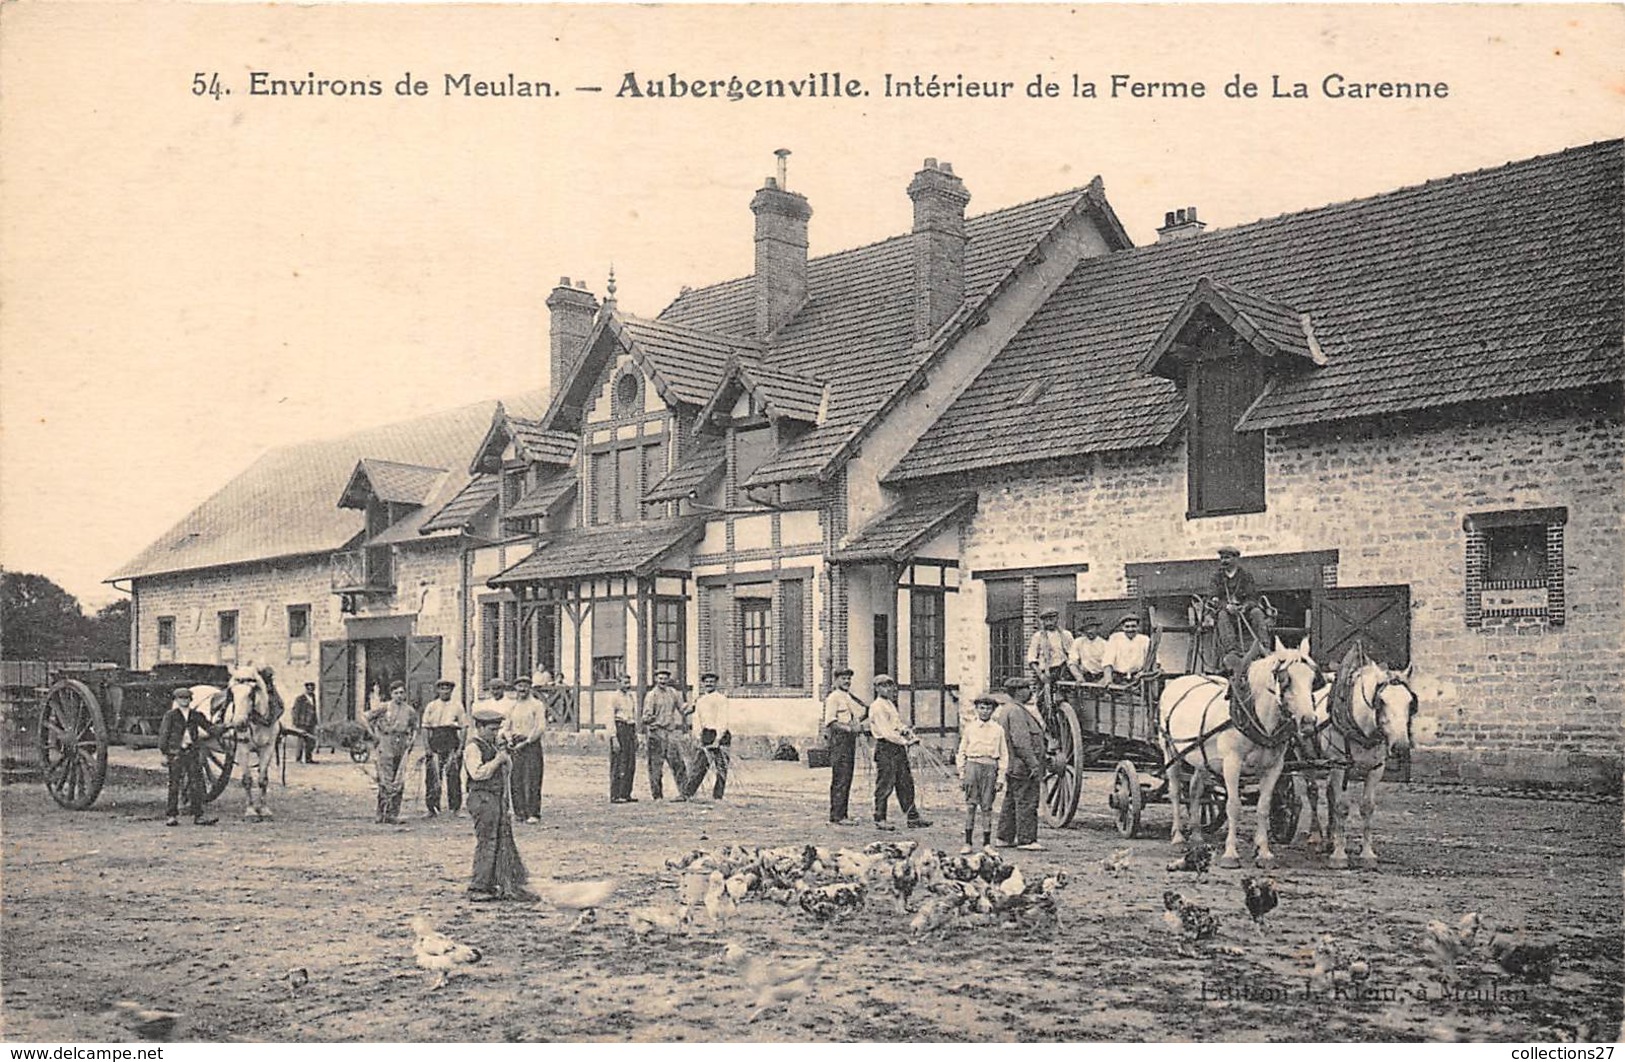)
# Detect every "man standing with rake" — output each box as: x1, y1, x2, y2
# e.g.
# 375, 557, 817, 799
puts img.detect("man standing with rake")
868, 675, 931, 831
681, 672, 732, 801
364, 680, 418, 825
